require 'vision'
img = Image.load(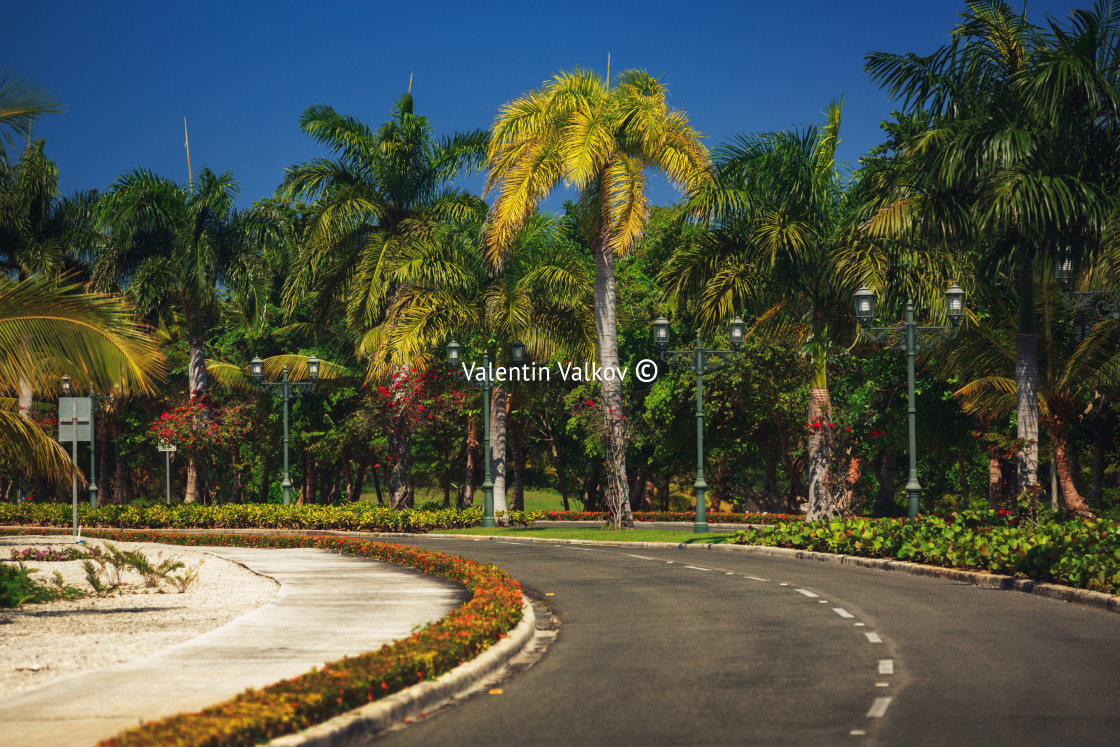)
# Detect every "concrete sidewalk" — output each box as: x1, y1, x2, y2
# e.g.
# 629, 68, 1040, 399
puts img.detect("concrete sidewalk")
0, 545, 469, 747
